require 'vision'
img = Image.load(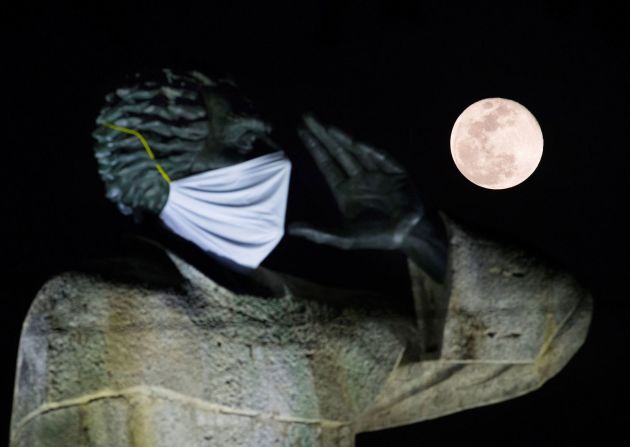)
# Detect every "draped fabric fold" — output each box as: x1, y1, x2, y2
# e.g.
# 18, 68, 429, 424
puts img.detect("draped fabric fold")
159, 151, 292, 268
